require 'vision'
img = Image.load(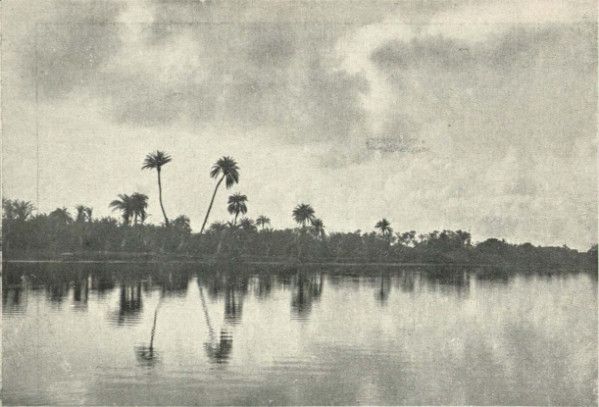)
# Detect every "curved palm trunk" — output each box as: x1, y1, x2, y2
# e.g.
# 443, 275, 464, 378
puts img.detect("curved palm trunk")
199, 175, 224, 235
157, 168, 169, 226
199, 285, 216, 342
